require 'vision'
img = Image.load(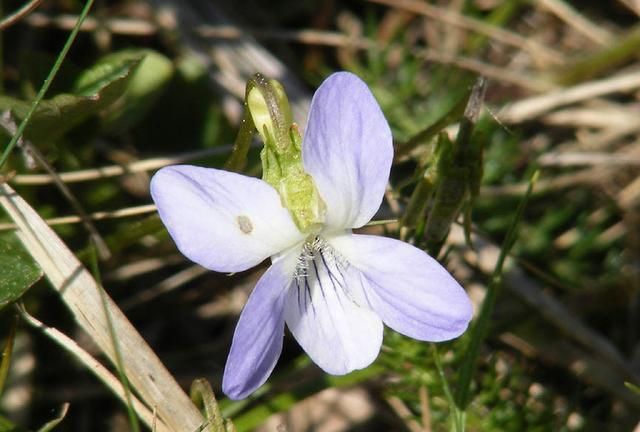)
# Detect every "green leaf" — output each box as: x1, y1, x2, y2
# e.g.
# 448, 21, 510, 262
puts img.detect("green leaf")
73, 53, 141, 93
0, 56, 141, 143
0, 413, 23, 432
0, 233, 43, 310
100, 49, 174, 132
